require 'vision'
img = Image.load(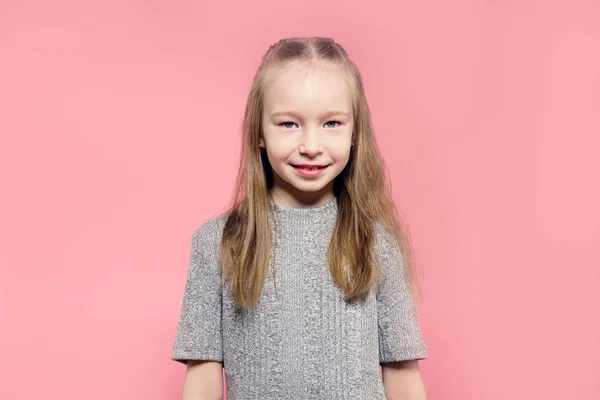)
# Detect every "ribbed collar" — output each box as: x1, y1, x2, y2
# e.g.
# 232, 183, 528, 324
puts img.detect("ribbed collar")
267, 196, 338, 227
